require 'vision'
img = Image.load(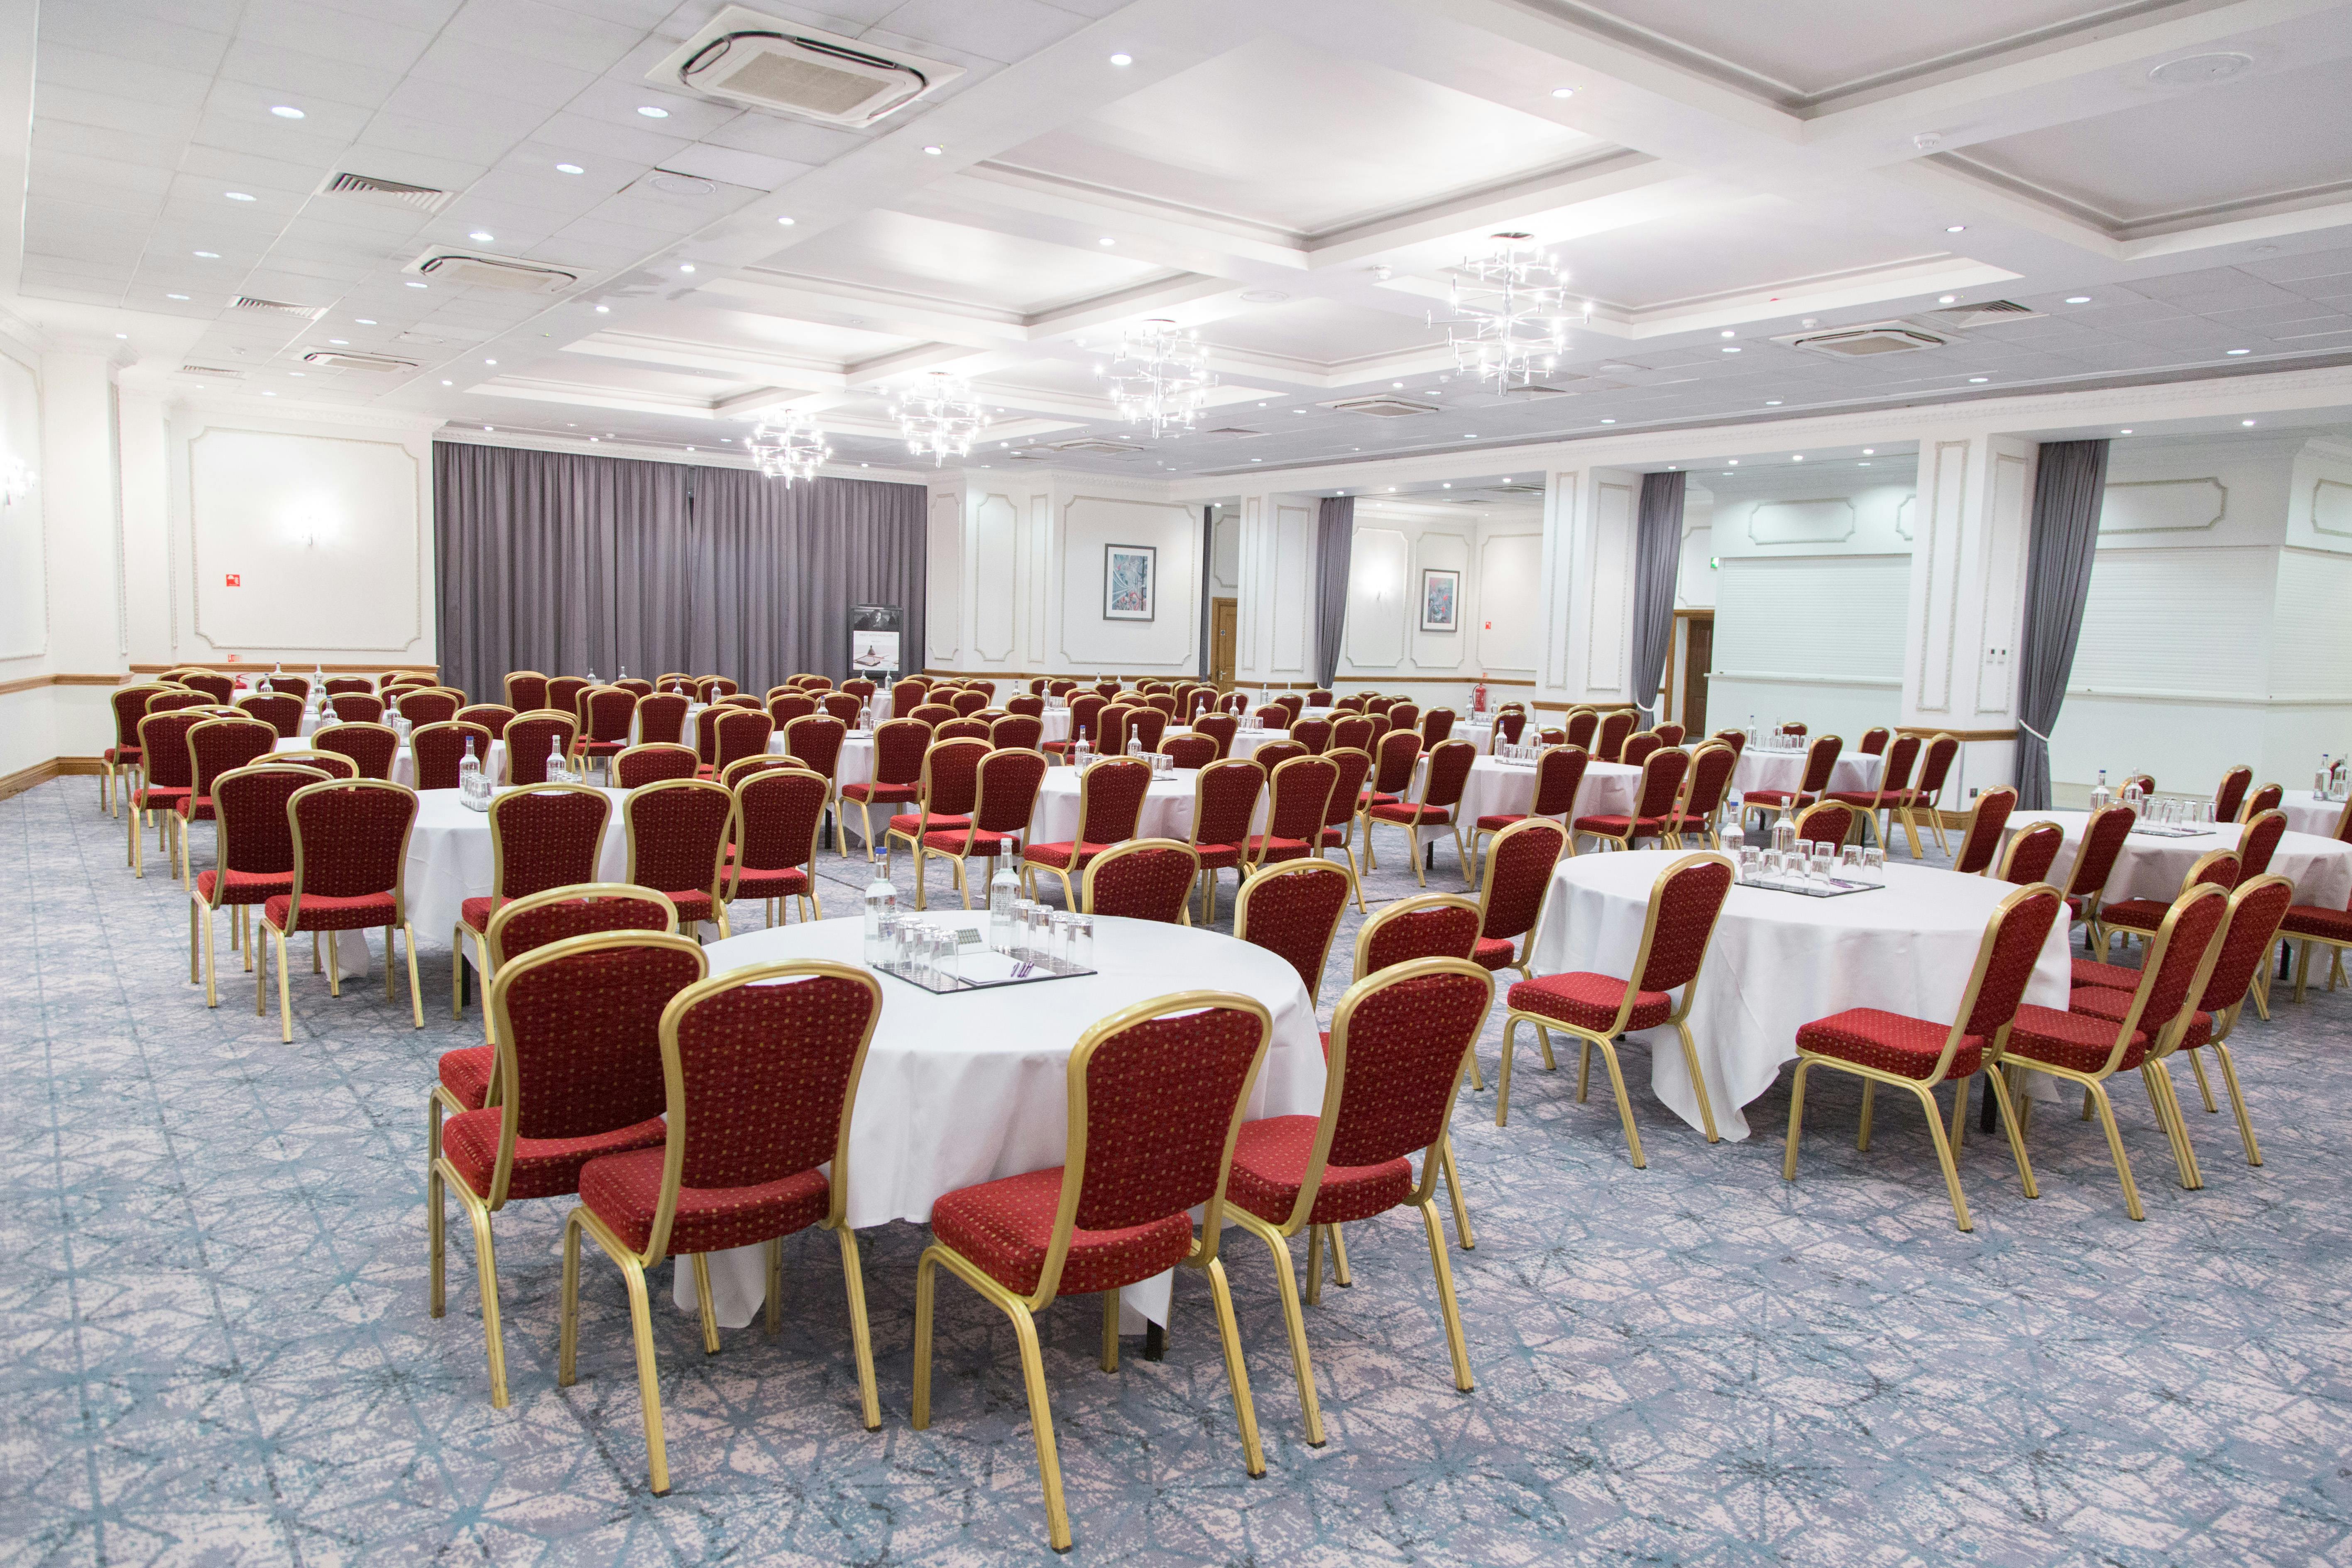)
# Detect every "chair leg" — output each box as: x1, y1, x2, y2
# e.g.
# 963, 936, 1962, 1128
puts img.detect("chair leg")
1911, 1083, 1972, 1231
451, 928, 464, 1018
1857, 1081, 1877, 1150
1592, 1037, 1646, 1168
835, 1226, 882, 1429
1100, 1291, 1120, 1373
1464, 1034, 1485, 1091
1006, 1300, 1073, 1551
1304, 1225, 1324, 1307
1439, 1136, 1475, 1250
1948, 1072, 1969, 1150
859, 800, 876, 861
1419, 1200, 1474, 1392
1341, 842, 1368, 911
274, 924, 294, 1044
910, 1249, 939, 1431
690, 1255, 722, 1354
1781, 1059, 1812, 1180
403, 924, 423, 1029
1202, 1256, 1267, 1478
428, 1111, 448, 1318
1674, 1021, 1720, 1144
455, 1188, 510, 1406
1328, 1223, 1351, 1286
1407, 824, 1427, 888
2187, 1049, 2219, 1113
2213, 1045, 2263, 1166
200, 901, 219, 1007
1246, 1220, 1324, 1444
2084, 1079, 2146, 1221
616, 1253, 670, 1494
913, 846, 929, 910
1452, 825, 1472, 887
2144, 1062, 2203, 1191
1495, 1017, 1518, 1126
2294, 939, 2313, 1002
1985, 1065, 2039, 1199
326, 932, 342, 998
